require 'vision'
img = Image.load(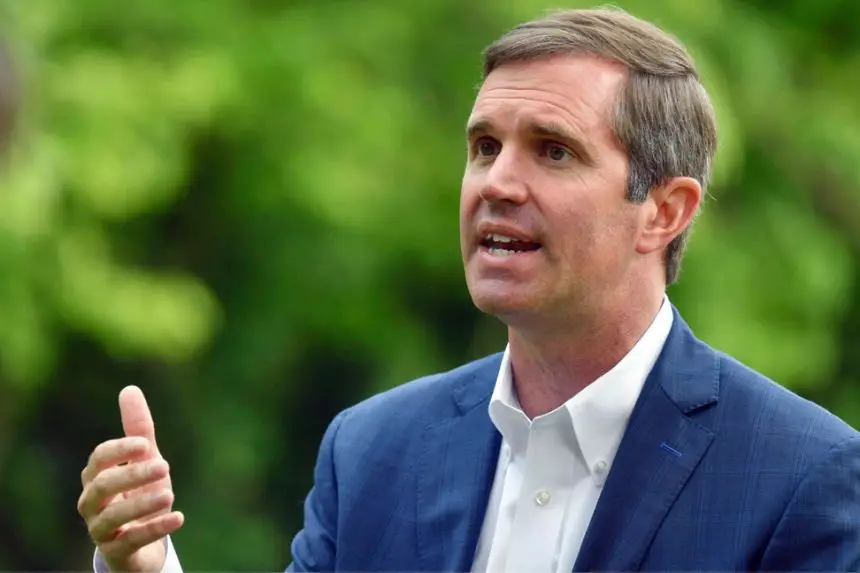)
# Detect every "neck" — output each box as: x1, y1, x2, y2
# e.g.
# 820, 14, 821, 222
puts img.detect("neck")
508, 292, 665, 419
